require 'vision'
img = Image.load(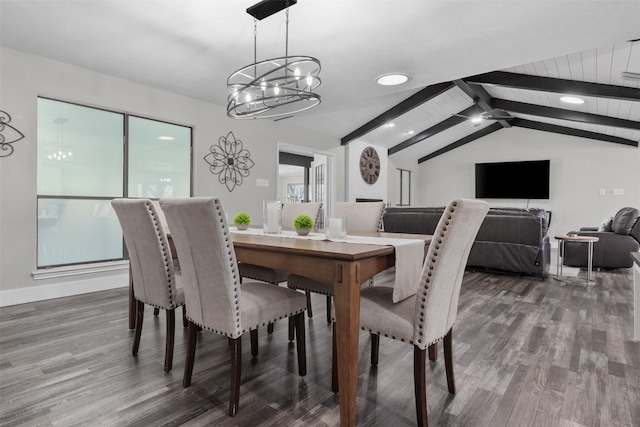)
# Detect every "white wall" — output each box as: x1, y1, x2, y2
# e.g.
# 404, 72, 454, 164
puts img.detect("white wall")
346, 140, 388, 202
0, 47, 339, 304
417, 126, 640, 240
